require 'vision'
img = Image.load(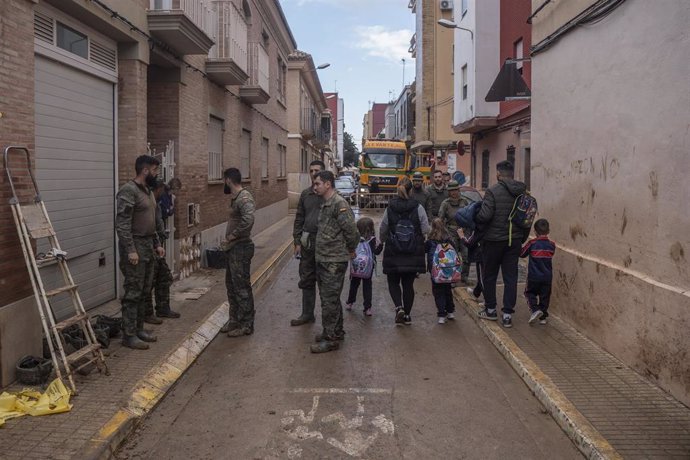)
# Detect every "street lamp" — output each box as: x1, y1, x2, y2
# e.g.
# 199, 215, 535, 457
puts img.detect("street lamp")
316, 63, 331, 70
437, 19, 474, 40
